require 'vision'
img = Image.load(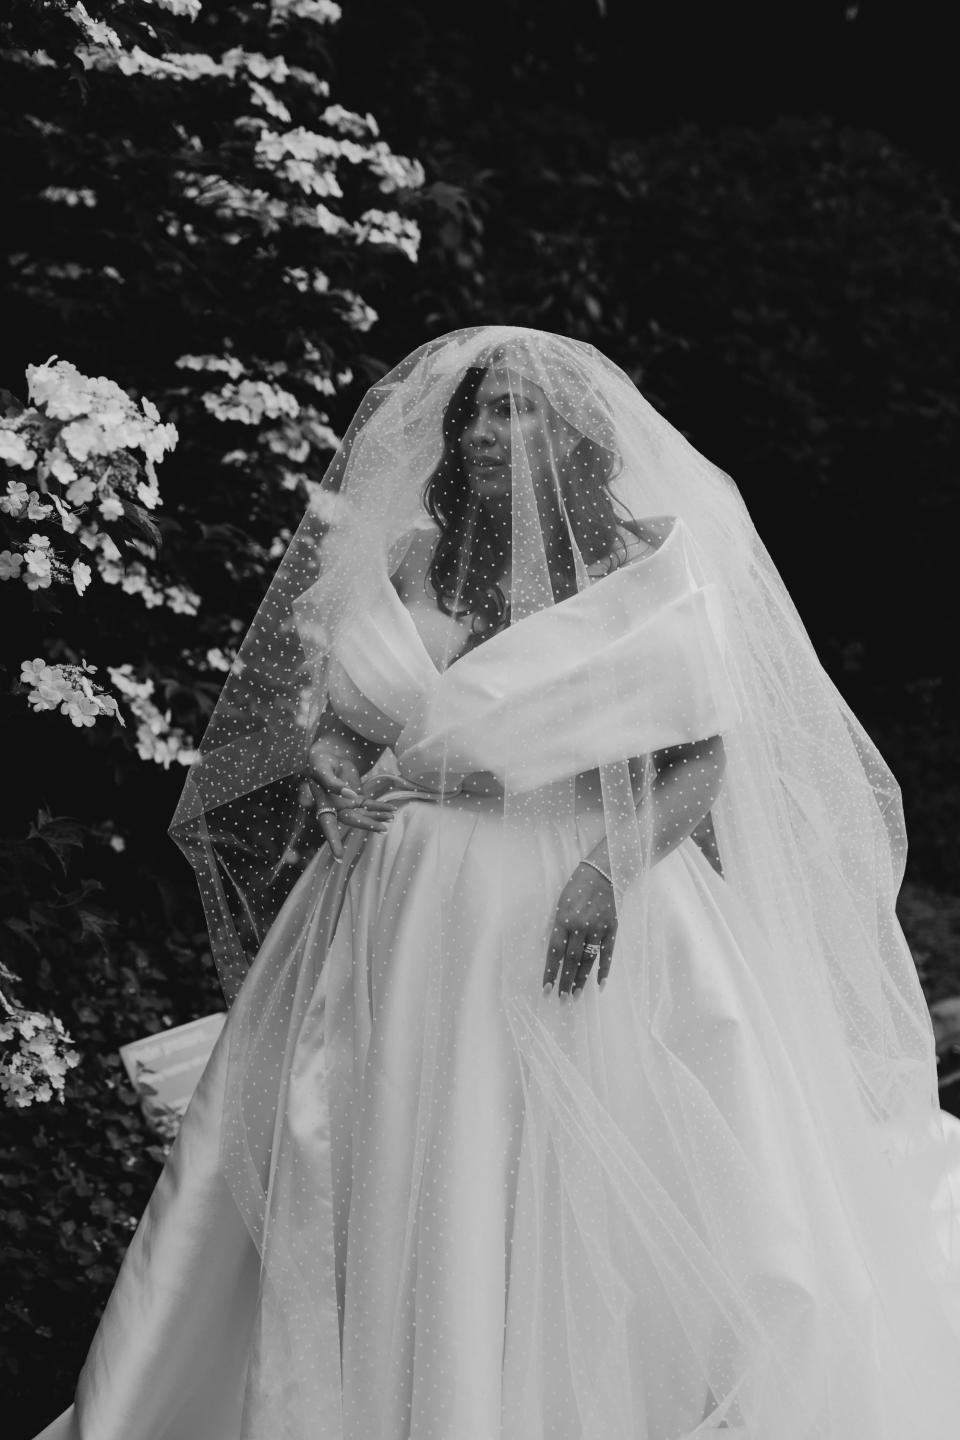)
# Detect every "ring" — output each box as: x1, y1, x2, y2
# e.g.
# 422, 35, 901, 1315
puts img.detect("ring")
584, 941, 601, 960
316, 806, 337, 818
